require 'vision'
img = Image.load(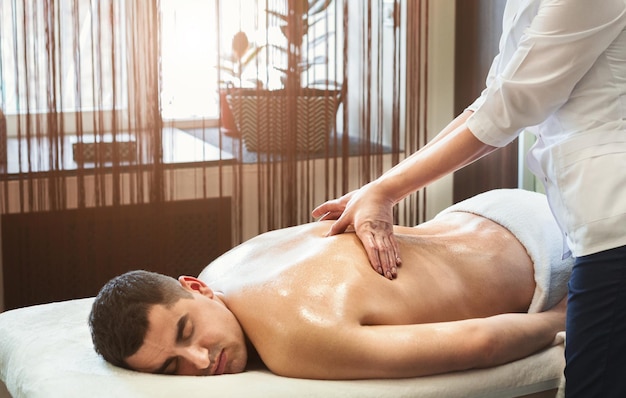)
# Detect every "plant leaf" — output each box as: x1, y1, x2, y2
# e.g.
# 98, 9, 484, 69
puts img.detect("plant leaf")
308, 0, 333, 16
231, 31, 250, 60
266, 10, 288, 23
240, 45, 265, 68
